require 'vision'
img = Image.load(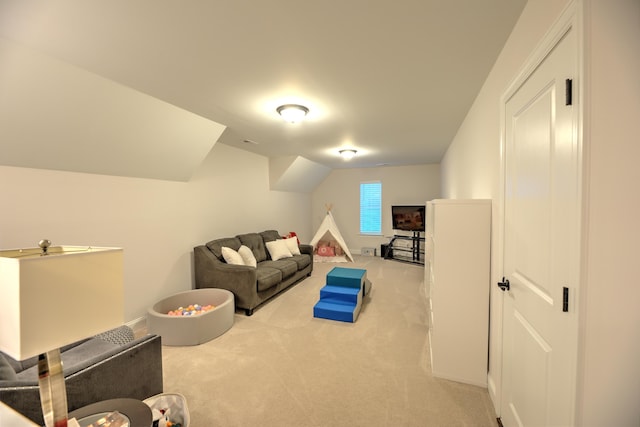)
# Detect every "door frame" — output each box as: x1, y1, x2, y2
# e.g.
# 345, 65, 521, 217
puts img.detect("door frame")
492, 0, 584, 417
